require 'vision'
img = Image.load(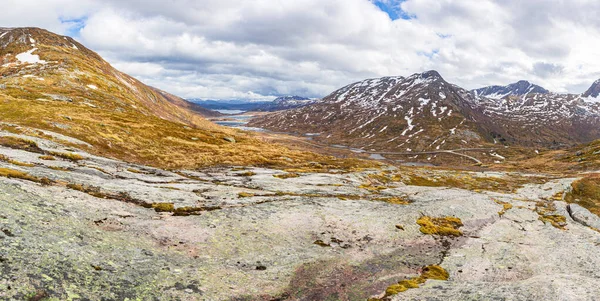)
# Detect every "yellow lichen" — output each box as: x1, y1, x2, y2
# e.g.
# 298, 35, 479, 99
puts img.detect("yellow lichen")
494, 200, 513, 216
151, 203, 175, 212
416, 216, 463, 237
372, 196, 411, 205
379, 265, 450, 299
535, 201, 567, 229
